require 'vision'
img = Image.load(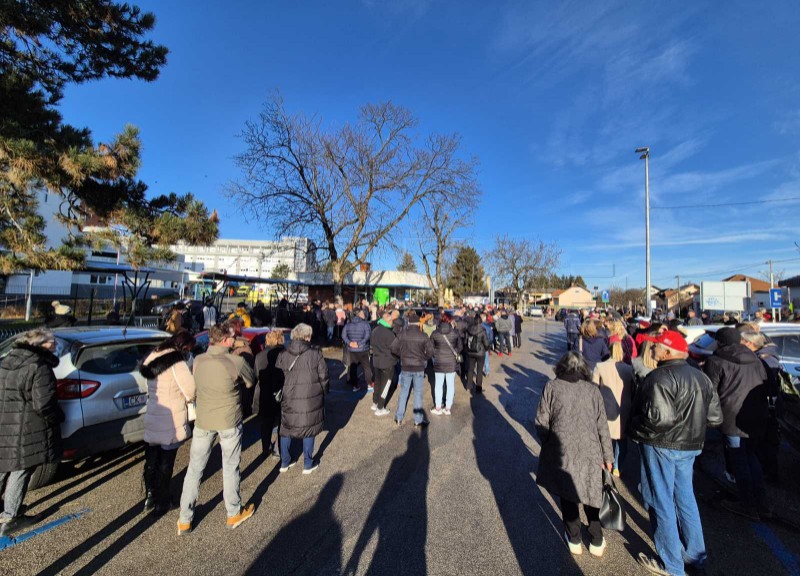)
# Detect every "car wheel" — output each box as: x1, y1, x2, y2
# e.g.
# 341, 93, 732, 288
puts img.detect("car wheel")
27, 462, 60, 490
